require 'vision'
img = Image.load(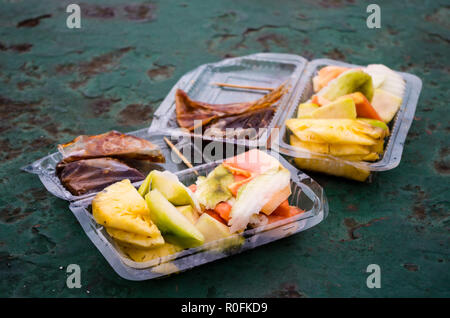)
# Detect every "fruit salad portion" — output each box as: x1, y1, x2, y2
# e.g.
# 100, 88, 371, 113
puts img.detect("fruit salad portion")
91, 149, 304, 263
286, 64, 406, 181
